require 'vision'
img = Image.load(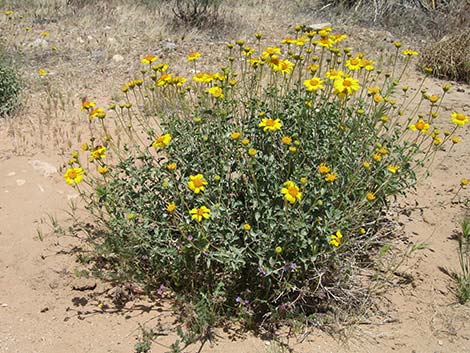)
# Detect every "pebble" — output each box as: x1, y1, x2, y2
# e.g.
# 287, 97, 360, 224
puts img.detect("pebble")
1, 303, 8, 307
7, 172, 15, 176
112, 54, 124, 63
29, 160, 57, 177
16, 179, 26, 186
